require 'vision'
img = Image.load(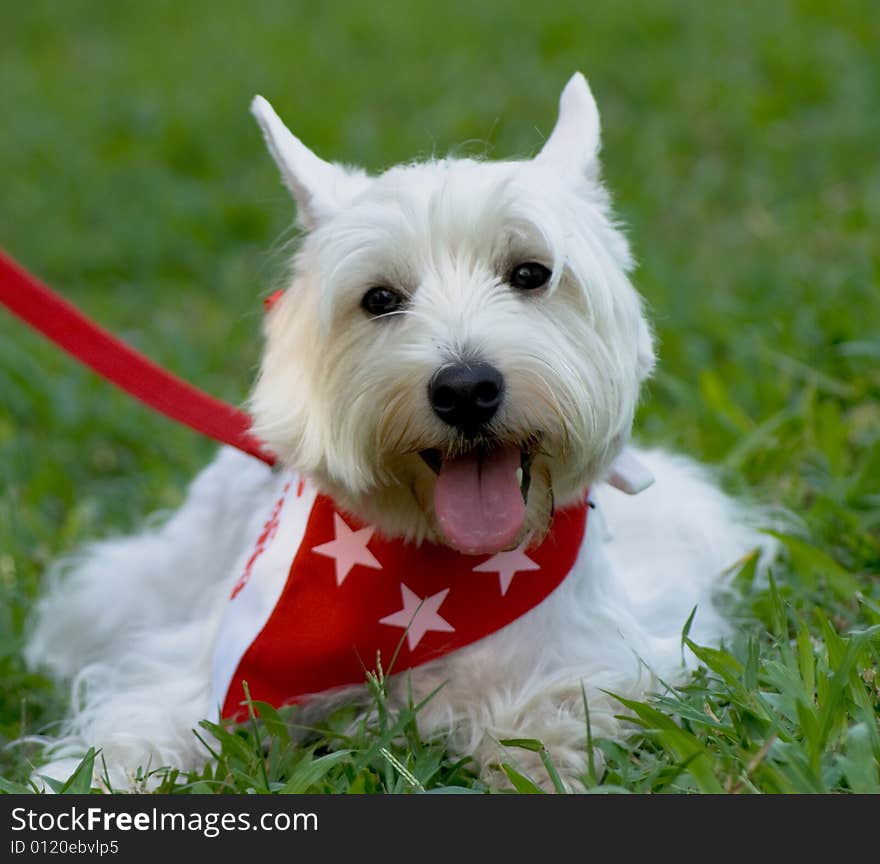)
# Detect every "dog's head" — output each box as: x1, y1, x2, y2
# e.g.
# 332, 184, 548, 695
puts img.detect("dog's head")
250, 73, 655, 554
